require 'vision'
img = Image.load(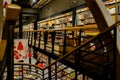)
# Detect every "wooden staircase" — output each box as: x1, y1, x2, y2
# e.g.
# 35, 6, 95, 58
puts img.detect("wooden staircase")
26, 0, 119, 79
32, 0, 119, 78
0, 4, 21, 80
42, 21, 118, 80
